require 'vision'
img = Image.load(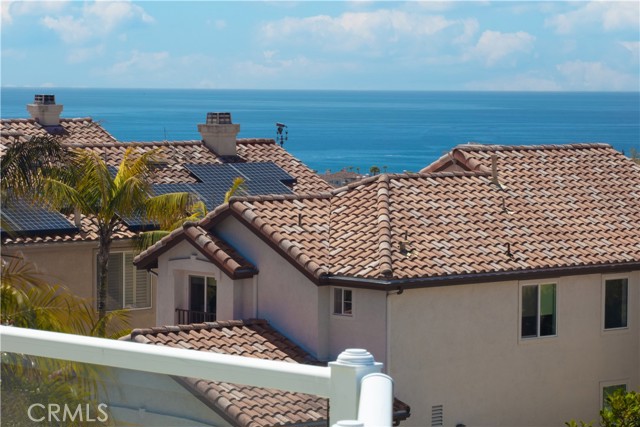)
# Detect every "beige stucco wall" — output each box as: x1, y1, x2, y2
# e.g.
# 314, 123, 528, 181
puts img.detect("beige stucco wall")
388, 271, 640, 427
215, 217, 328, 359
3, 241, 157, 330
329, 286, 388, 366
